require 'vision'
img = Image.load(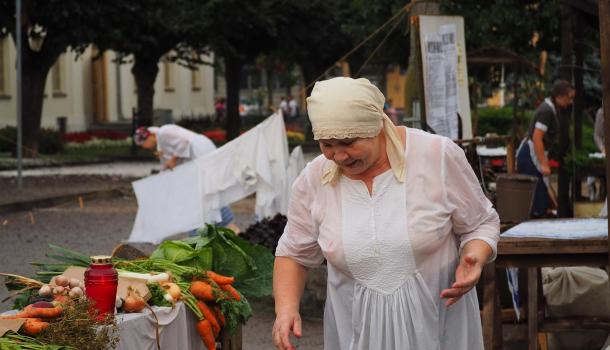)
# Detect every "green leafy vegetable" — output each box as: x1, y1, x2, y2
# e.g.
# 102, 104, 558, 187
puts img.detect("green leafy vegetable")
149, 224, 274, 297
